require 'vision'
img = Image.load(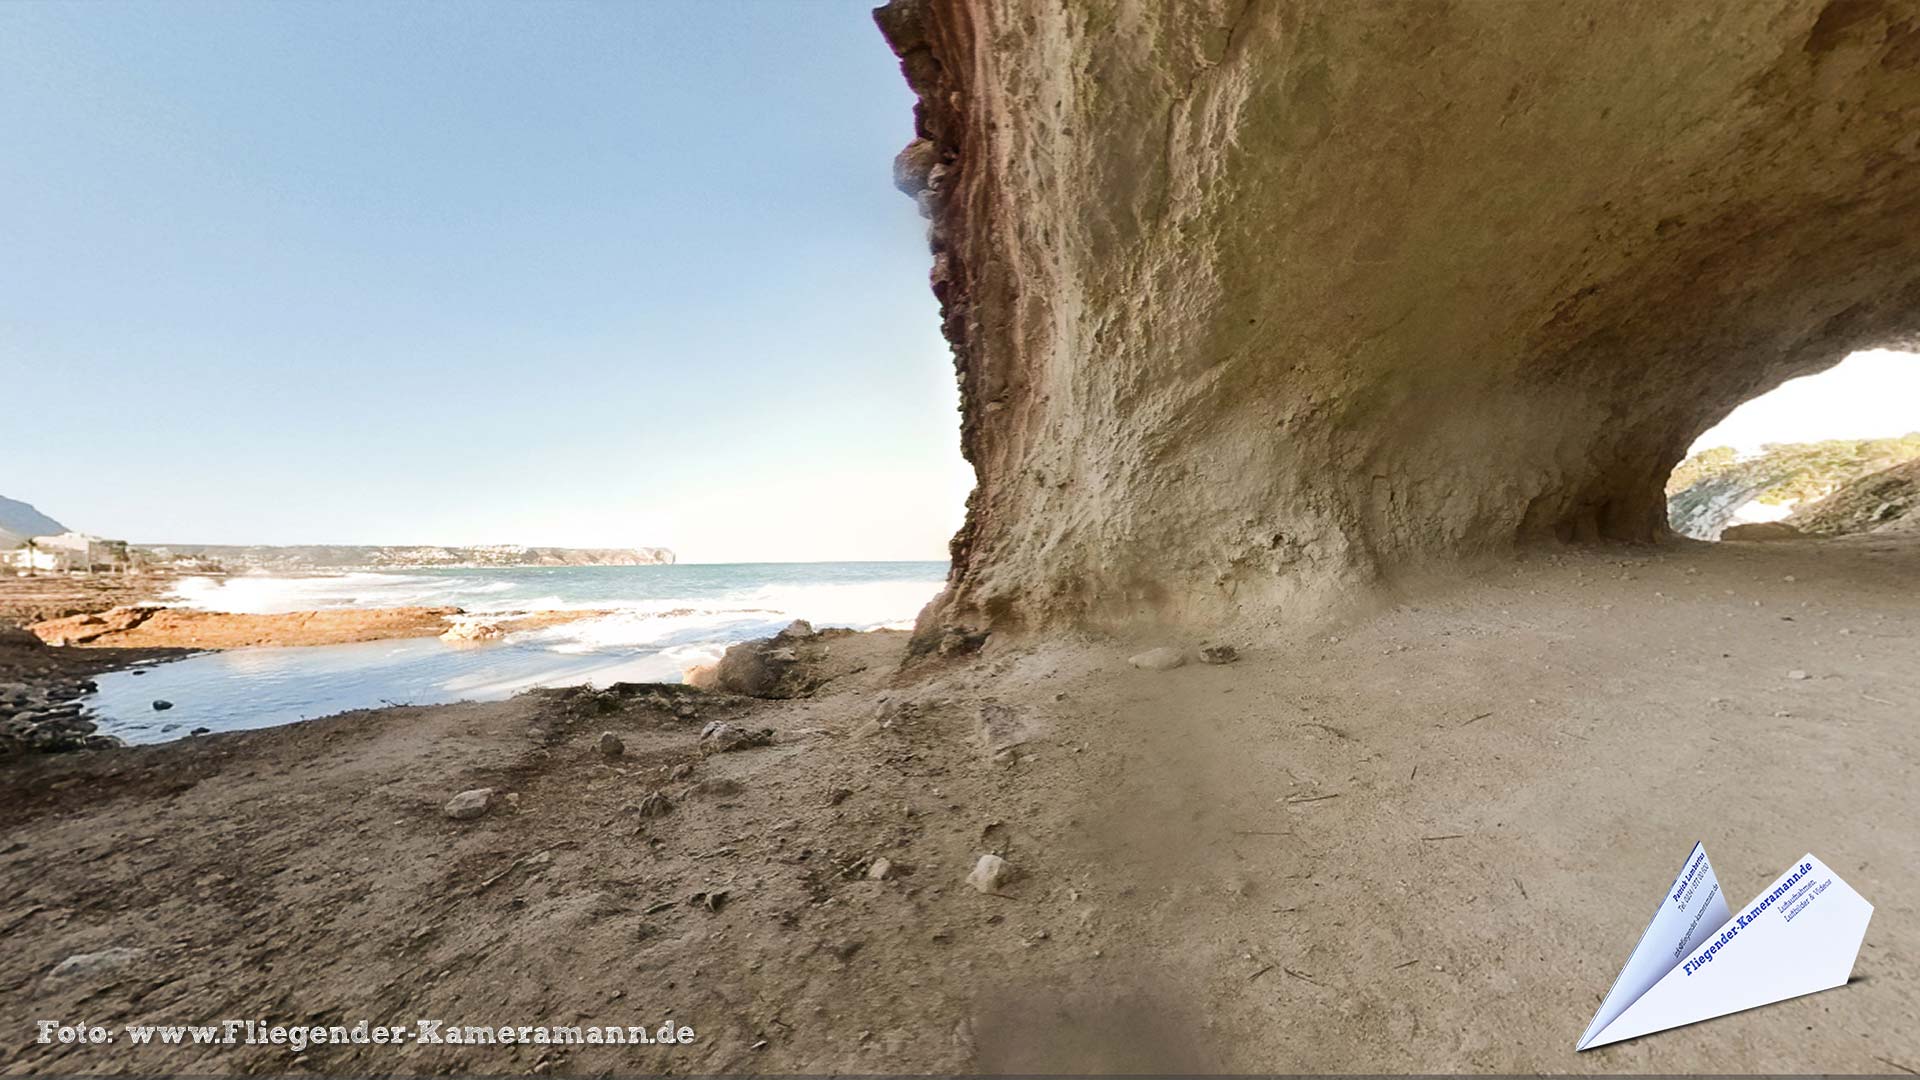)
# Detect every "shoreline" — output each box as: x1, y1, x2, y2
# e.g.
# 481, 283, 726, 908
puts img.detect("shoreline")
2, 541, 1916, 1071
25, 605, 615, 651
